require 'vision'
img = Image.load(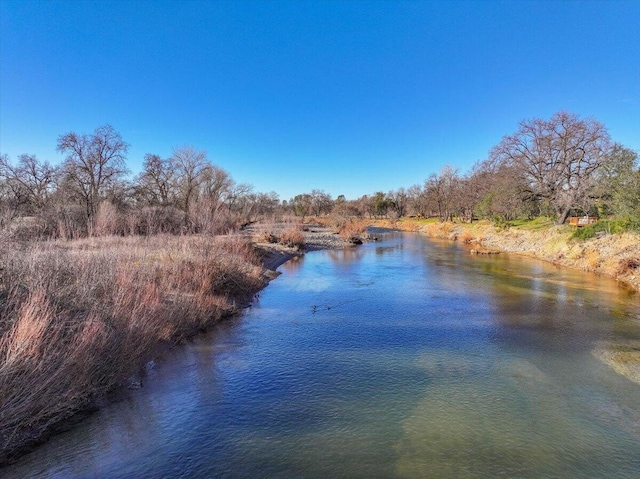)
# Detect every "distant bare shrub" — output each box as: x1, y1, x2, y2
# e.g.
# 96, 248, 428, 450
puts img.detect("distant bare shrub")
92, 201, 122, 236
280, 214, 302, 226
142, 206, 184, 235
211, 208, 242, 235
257, 230, 279, 243
338, 219, 368, 244
279, 227, 305, 249
55, 204, 88, 240
4, 216, 46, 241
